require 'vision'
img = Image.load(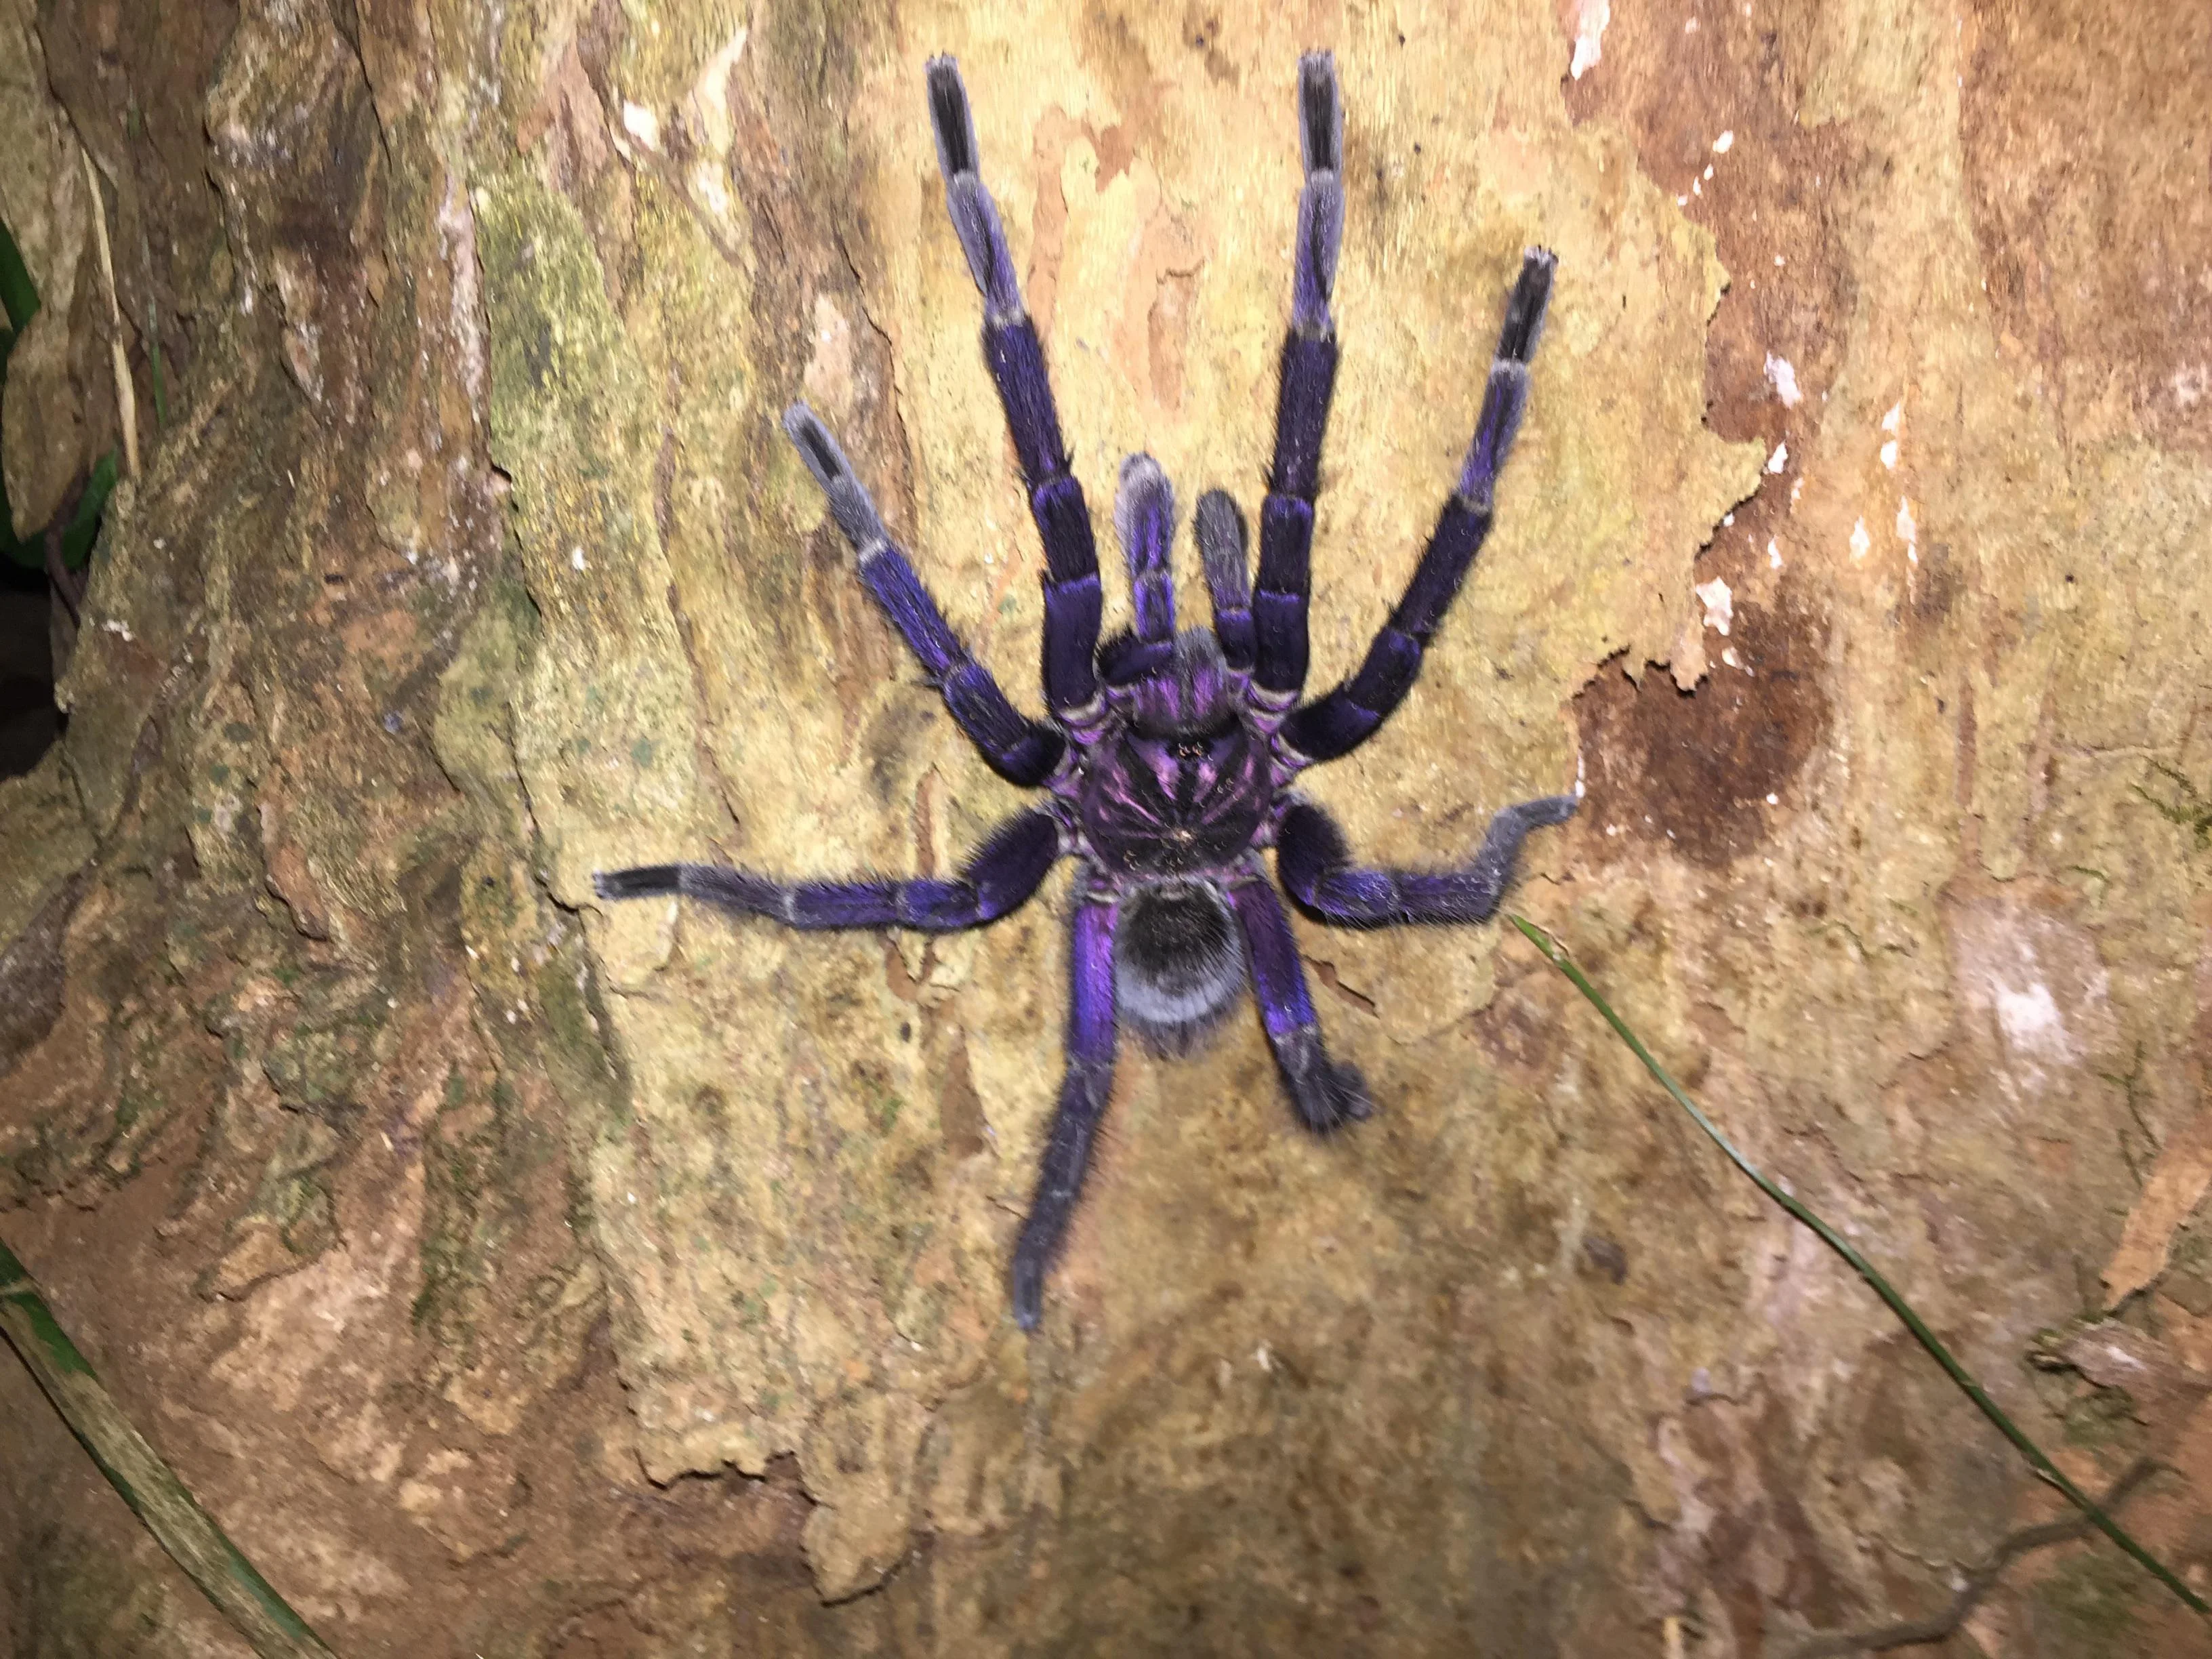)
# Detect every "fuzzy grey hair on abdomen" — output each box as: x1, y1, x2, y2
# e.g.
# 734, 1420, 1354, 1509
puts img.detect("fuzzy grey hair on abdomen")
1113, 880, 1246, 1054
